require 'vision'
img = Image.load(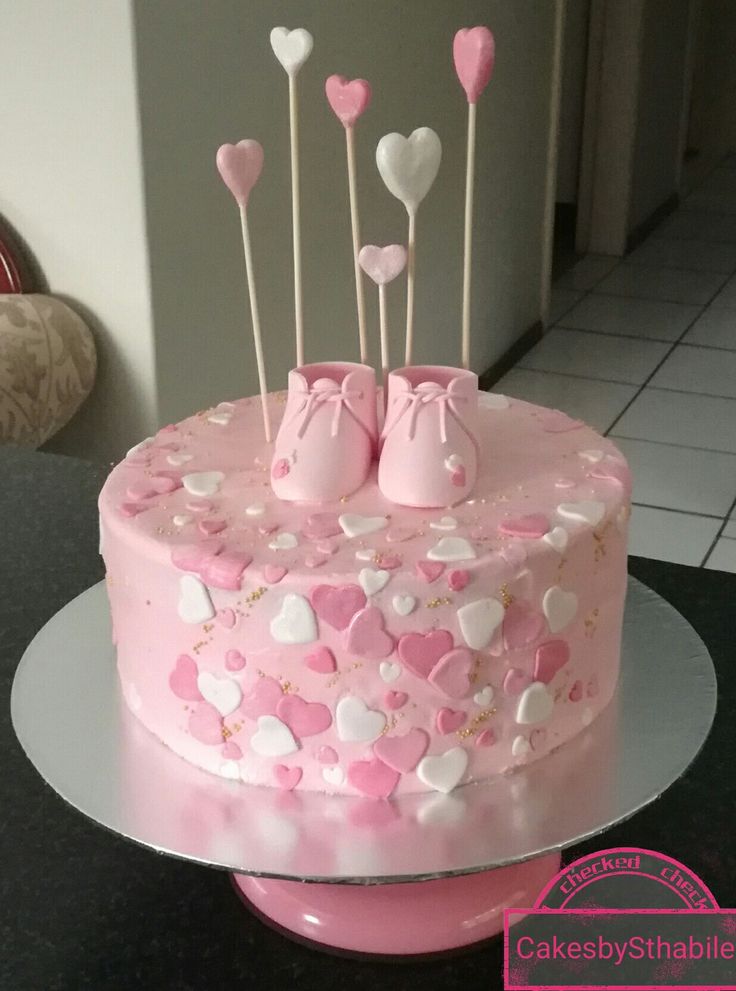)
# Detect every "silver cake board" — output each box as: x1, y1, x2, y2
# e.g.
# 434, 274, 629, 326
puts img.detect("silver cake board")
11, 578, 717, 955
